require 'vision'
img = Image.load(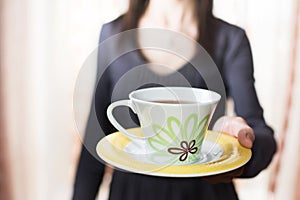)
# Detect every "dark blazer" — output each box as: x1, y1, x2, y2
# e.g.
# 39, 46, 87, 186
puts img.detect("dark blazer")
73, 16, 277, 200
